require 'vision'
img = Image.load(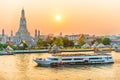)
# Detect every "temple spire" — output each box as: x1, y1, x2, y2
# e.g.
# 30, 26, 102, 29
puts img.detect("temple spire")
21, 8, 25, 18
17, 8, 29, 33
18, 8, 27, 32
